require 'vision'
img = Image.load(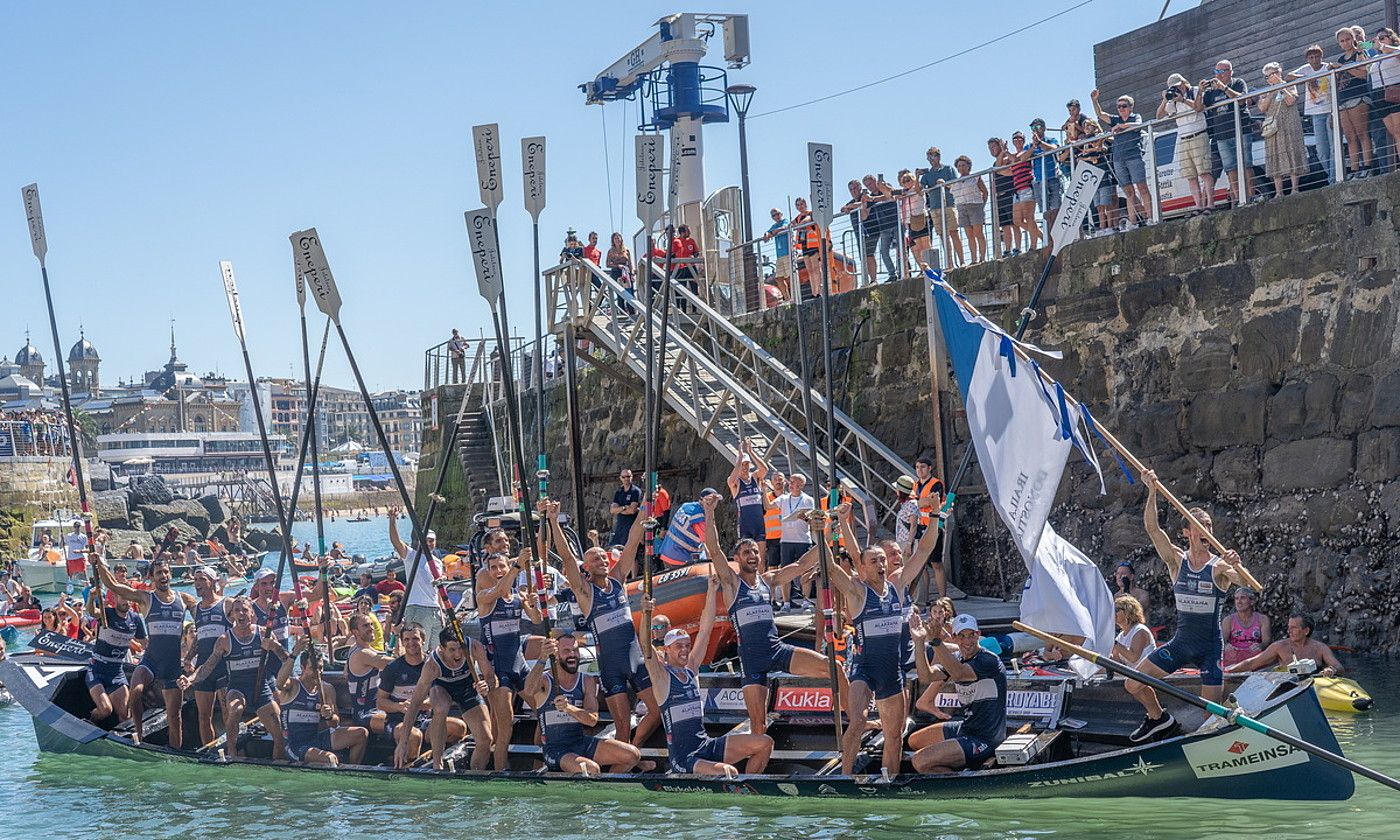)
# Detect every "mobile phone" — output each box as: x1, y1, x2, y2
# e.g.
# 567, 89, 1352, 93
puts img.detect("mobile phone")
1362, 40, 1375, 50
